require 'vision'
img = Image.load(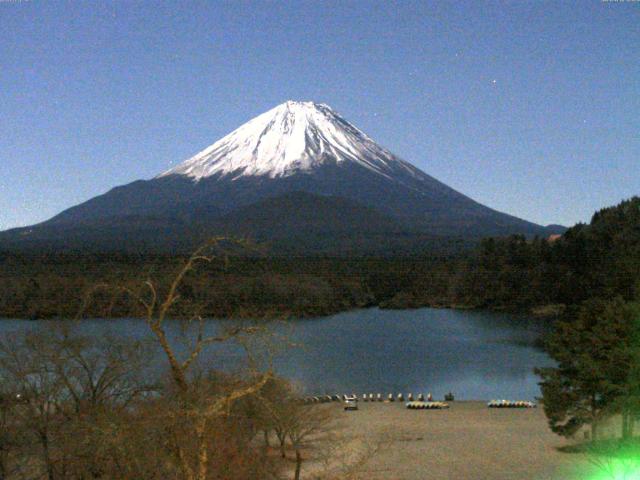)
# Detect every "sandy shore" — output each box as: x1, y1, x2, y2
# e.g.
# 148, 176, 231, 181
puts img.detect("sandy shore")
316, 401, 601, 480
